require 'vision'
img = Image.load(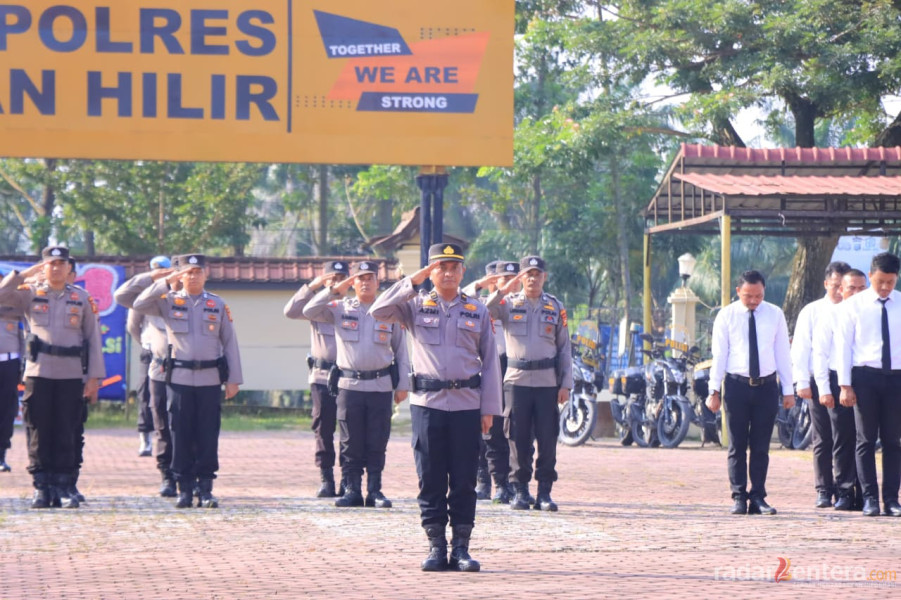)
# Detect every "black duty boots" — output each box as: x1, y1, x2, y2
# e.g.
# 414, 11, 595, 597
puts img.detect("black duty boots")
317, 468, 337, 498
159, 471, 177, 498
52, 473, 79, 508
335, 474, 364, 507
492, 476, 513, 504
30, 473, 50, 509
534, 481, 558, 512
0, 448, 10, 472
449, 524, 480, 572
175, 480, 193, 509
69, 469, 86, 503
511, 482, 531, 510
475, 469, 491, 500
364, 472, 392, 508
421, 525, 448, 572
197, 478, 219, 508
